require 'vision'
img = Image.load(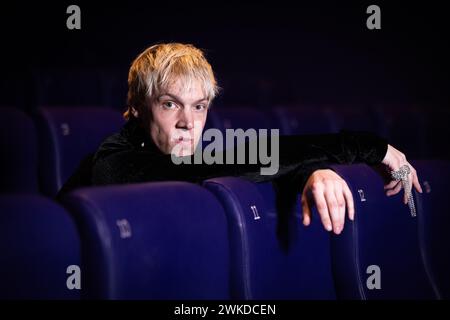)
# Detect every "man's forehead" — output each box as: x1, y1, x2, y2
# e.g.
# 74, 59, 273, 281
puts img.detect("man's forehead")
161, 78, 207, 101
